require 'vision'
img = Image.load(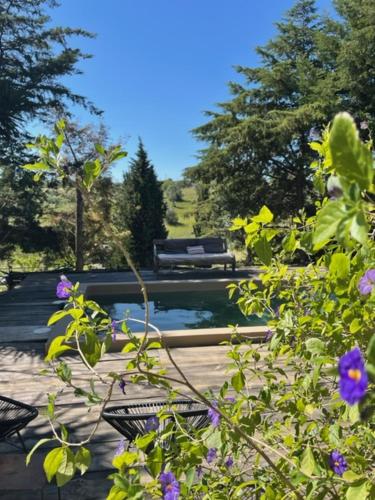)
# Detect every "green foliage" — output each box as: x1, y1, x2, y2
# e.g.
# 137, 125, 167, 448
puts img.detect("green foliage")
188, 0, 344, 235
115, 140, 167, 266
27, 113, 375, 500
188, 0, 375, 241
0, 0, 97, 259
21, 120, 127, 270
0, 0, 97, 145
165, 186, 197, 238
